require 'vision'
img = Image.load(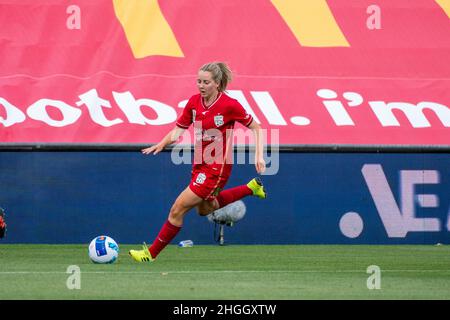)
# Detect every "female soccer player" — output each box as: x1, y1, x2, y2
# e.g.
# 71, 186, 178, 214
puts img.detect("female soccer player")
129, 62, 267, 262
